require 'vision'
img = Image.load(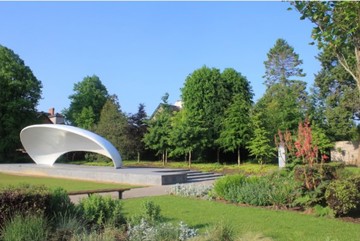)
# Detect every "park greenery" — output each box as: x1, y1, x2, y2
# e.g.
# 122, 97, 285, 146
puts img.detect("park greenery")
1, 2, 360, 239
0, 168, 359, 240
1, 2, 360, 167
